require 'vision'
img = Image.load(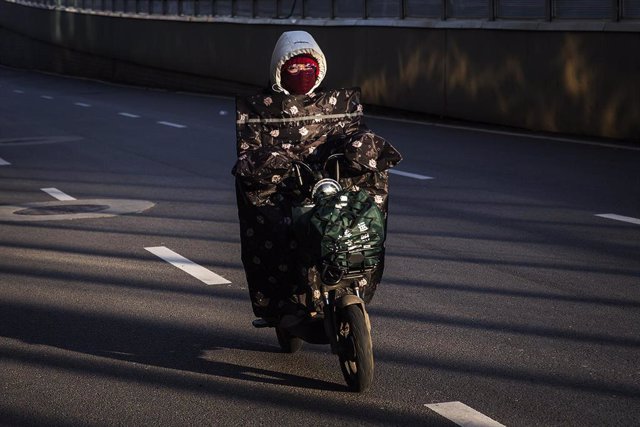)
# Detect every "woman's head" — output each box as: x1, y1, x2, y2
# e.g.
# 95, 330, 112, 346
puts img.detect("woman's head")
270, 31, 327, 95
280, 55, 319, 95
